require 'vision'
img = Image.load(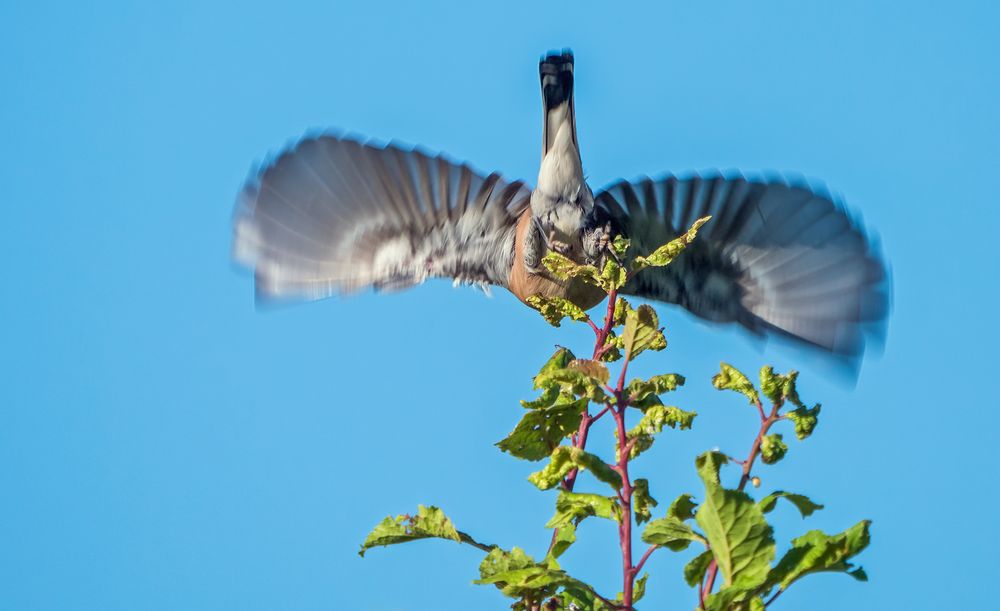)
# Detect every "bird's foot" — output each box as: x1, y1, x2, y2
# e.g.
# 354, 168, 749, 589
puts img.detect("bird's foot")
583, 221, 614, 266
547, 229, 572, 256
